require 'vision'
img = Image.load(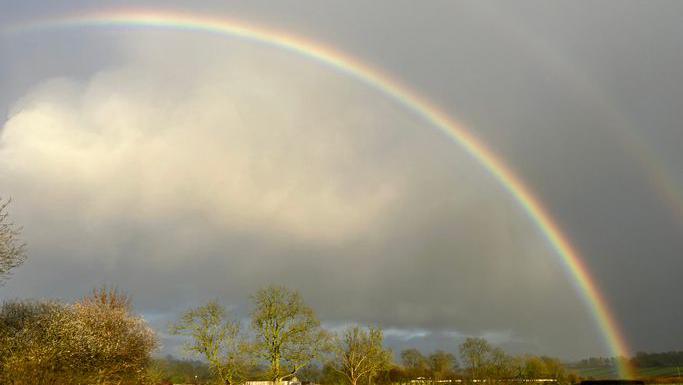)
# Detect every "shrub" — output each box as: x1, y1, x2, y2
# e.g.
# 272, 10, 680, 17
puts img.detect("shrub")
0, 293, 157, 385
